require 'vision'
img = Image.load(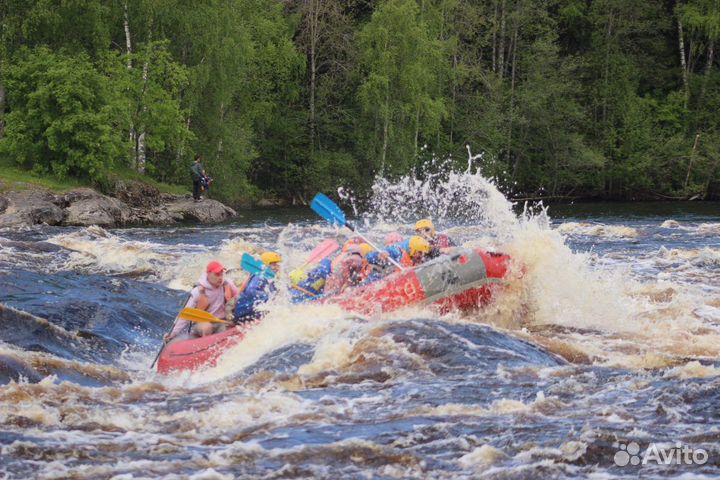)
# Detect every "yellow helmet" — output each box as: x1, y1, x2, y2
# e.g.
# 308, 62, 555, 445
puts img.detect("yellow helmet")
408, 236, 431, 256
260, 251, 282, 266
358, 243, 374, 256
289, 268, 307, 286
415, 219, 436, 235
